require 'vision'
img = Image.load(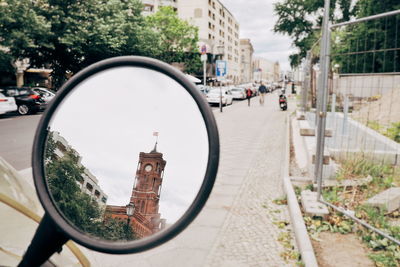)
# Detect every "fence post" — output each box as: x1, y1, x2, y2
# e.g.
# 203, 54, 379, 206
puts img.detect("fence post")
315, 0, 331, 197
342, 95, 349, 135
